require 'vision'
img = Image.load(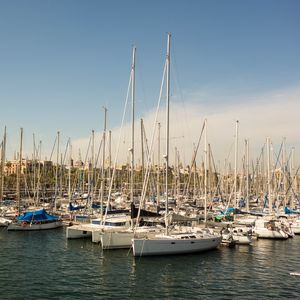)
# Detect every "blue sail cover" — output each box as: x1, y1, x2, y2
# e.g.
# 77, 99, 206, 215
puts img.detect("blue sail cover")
16, 209, 59, 221
284, 207, 300, 215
